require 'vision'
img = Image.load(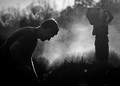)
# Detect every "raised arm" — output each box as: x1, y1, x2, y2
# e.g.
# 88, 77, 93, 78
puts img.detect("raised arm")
105, 10, 113, 25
